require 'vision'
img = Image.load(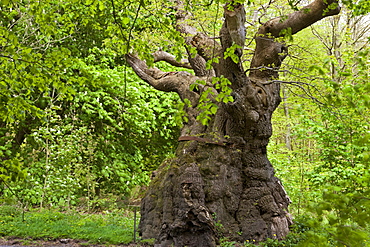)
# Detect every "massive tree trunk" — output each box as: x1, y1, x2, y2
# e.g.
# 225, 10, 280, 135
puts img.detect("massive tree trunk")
126, 0, 340, 246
